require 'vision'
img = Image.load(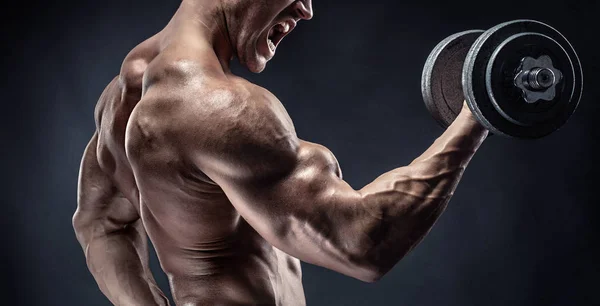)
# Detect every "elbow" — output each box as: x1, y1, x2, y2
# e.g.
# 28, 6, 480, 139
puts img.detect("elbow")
344, 255, 388, 283
72, 210, 87, 246
72, 210, 84, 235
345, 246, 391, 284
354, 267, 385, 283
343, 226, 411, 284
348, 248, 407, 283
343, 214, 393, 283
72, 209, 96, 248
